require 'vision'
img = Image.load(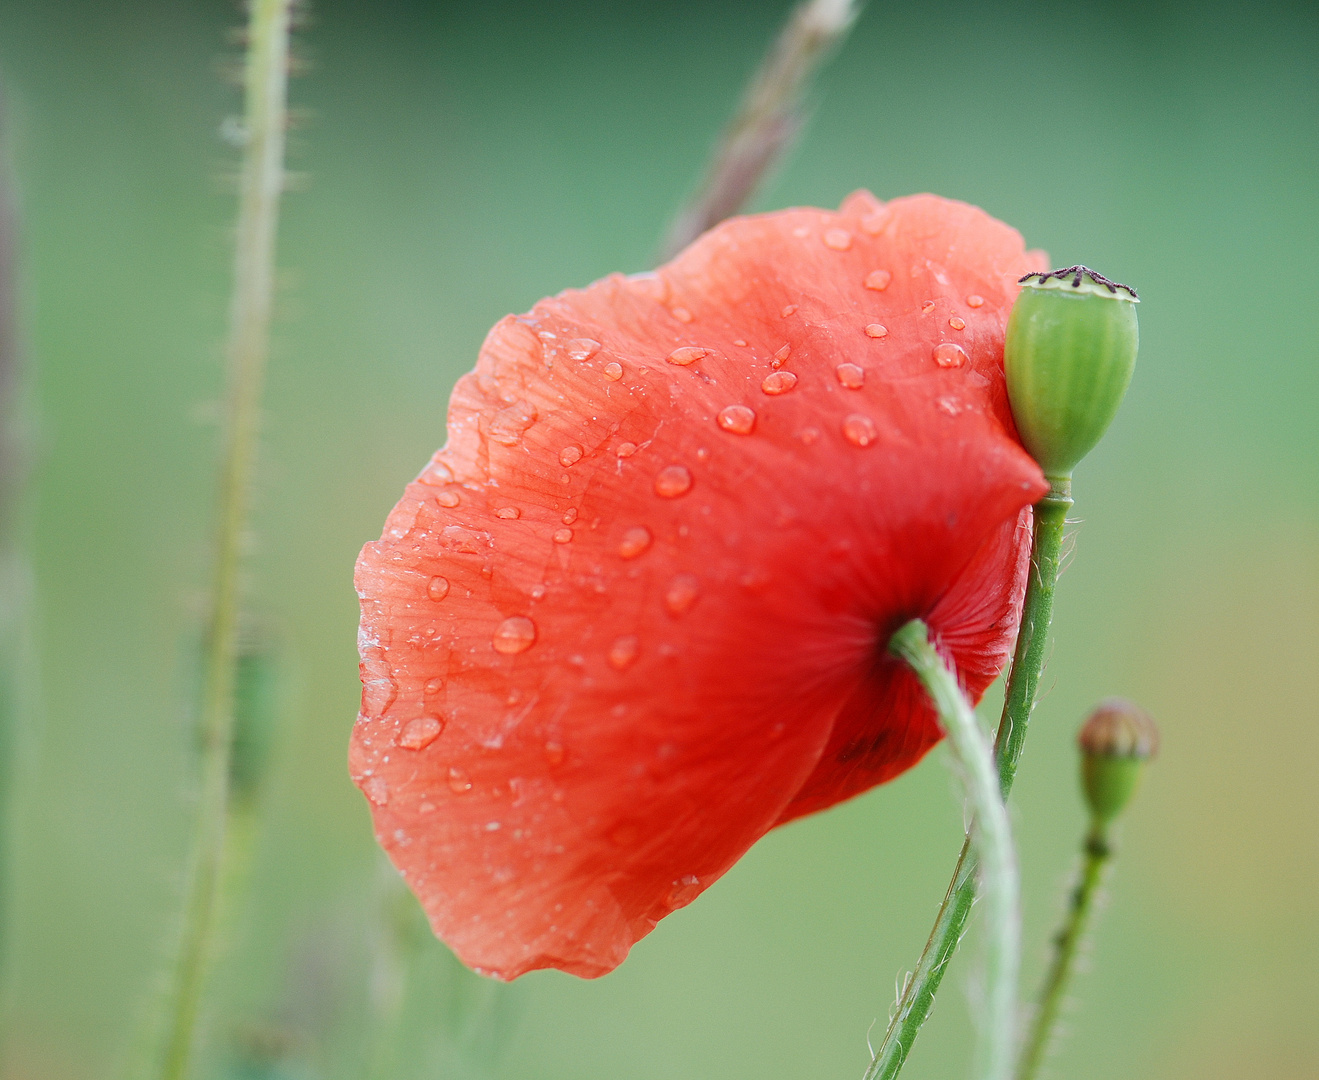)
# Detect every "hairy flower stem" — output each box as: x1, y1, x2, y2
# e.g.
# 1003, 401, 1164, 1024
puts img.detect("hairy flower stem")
1015, 823, 1111, 1080
889, 620, 1020, 1080
152, 3, 293, 1078
660, 0, 858, 259
864, 482, 1072, 1080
